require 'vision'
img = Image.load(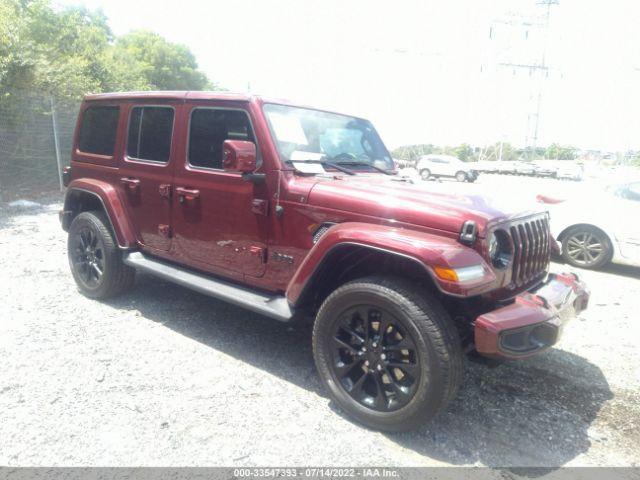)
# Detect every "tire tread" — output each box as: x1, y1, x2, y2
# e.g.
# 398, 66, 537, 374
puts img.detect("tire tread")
68, 210, 135, 299
312, 275, 463, 431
